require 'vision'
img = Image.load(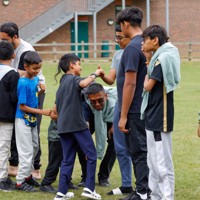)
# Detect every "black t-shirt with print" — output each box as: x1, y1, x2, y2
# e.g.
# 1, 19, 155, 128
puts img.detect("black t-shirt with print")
144, 63, 174, 132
